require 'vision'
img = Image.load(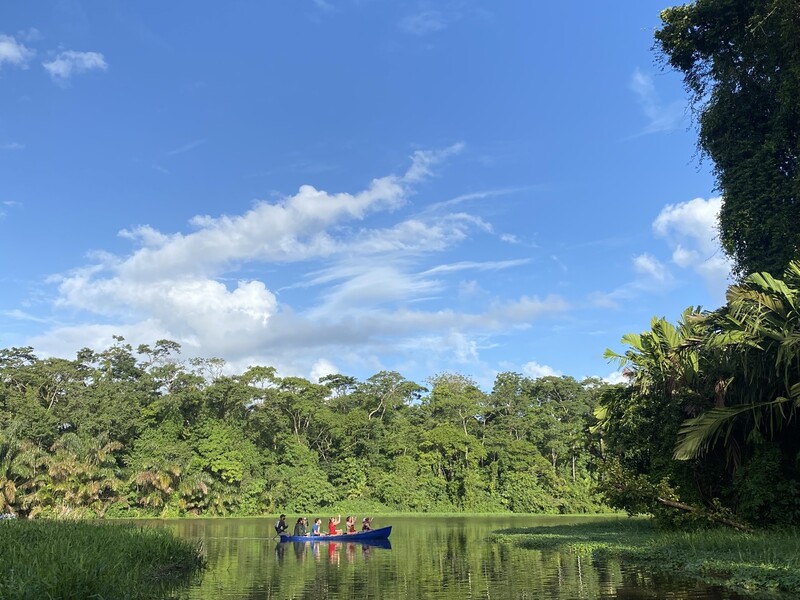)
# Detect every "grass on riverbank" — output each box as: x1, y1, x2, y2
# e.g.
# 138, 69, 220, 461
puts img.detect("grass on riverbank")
0, 520, 205, 600
491, 519, 800, 596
